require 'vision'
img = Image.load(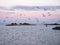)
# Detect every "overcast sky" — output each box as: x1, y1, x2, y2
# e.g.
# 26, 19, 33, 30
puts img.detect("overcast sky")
0, 0, 60, 7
